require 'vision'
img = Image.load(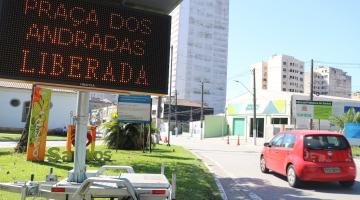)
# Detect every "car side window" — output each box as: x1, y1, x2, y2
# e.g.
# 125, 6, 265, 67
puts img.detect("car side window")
282, 134, 296, 148
270, 134, 284, 147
